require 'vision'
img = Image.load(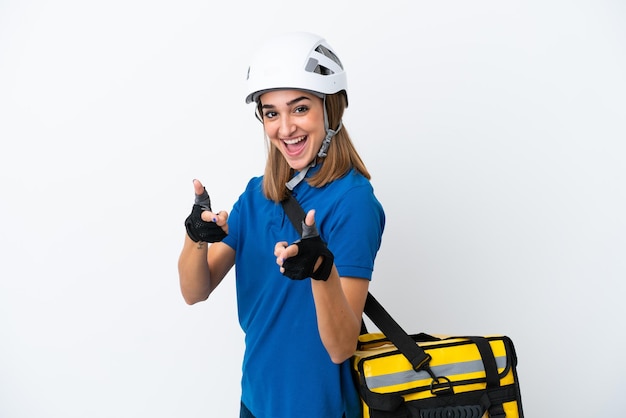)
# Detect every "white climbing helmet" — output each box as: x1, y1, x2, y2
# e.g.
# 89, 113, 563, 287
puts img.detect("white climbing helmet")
245, 32, 348, 105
